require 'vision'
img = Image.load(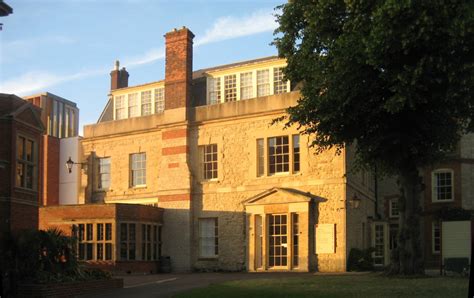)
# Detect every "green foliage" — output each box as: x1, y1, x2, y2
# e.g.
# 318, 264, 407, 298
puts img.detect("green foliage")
274, 0, 474, 175
12, 228, 110, 284
347, 247, 375, 271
